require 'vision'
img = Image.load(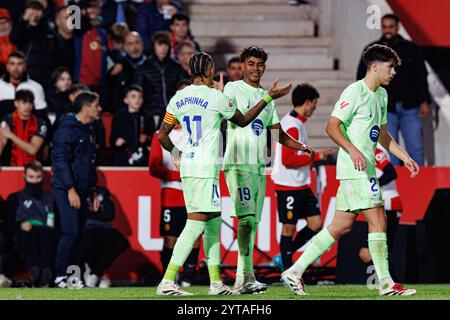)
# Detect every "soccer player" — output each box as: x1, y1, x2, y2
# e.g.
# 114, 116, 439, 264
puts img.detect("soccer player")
222, 47, 314, 294
271, 84, 331, 271
281, 44, 420, 296
156, 52, 292, 296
